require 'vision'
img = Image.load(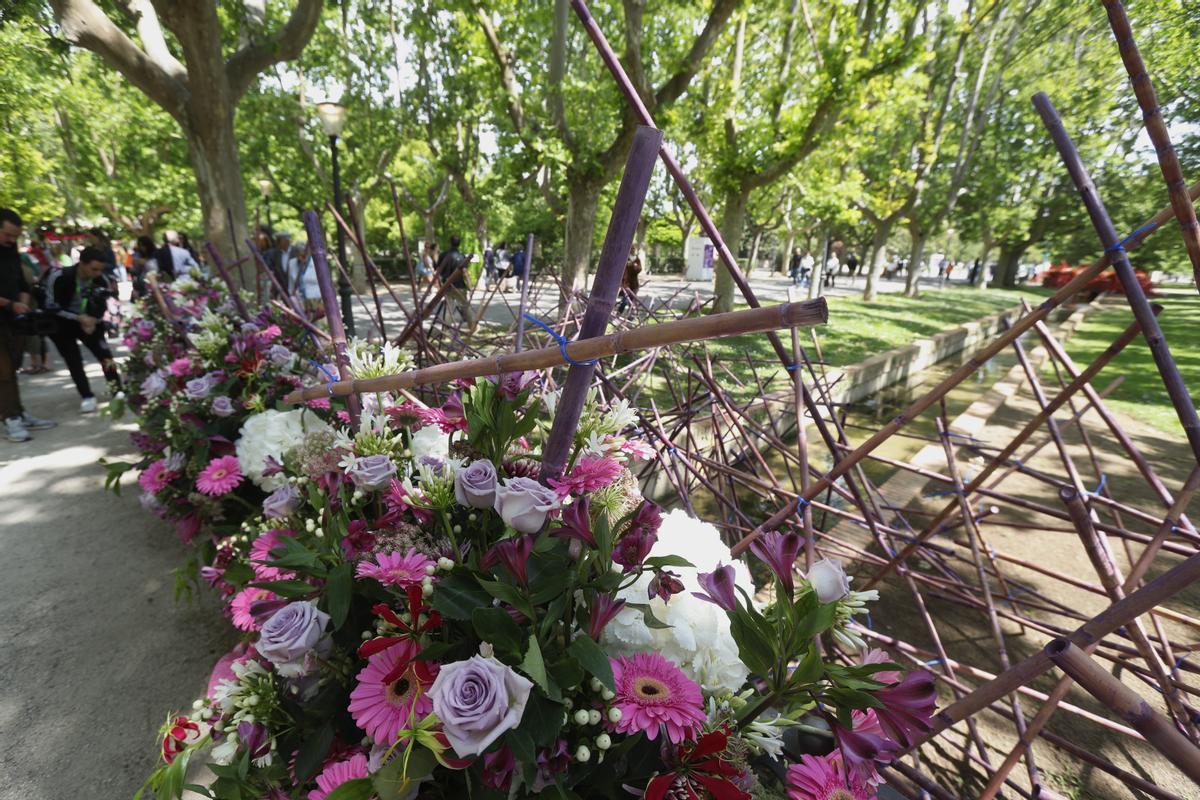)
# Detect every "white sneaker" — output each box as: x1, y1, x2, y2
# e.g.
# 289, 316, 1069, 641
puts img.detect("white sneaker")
21, 412, 56, 430
5, 416, 31, 442
80, 397, 98, 414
